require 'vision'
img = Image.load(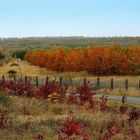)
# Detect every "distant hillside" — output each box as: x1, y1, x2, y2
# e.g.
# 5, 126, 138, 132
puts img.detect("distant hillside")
0, 36, 140, 48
